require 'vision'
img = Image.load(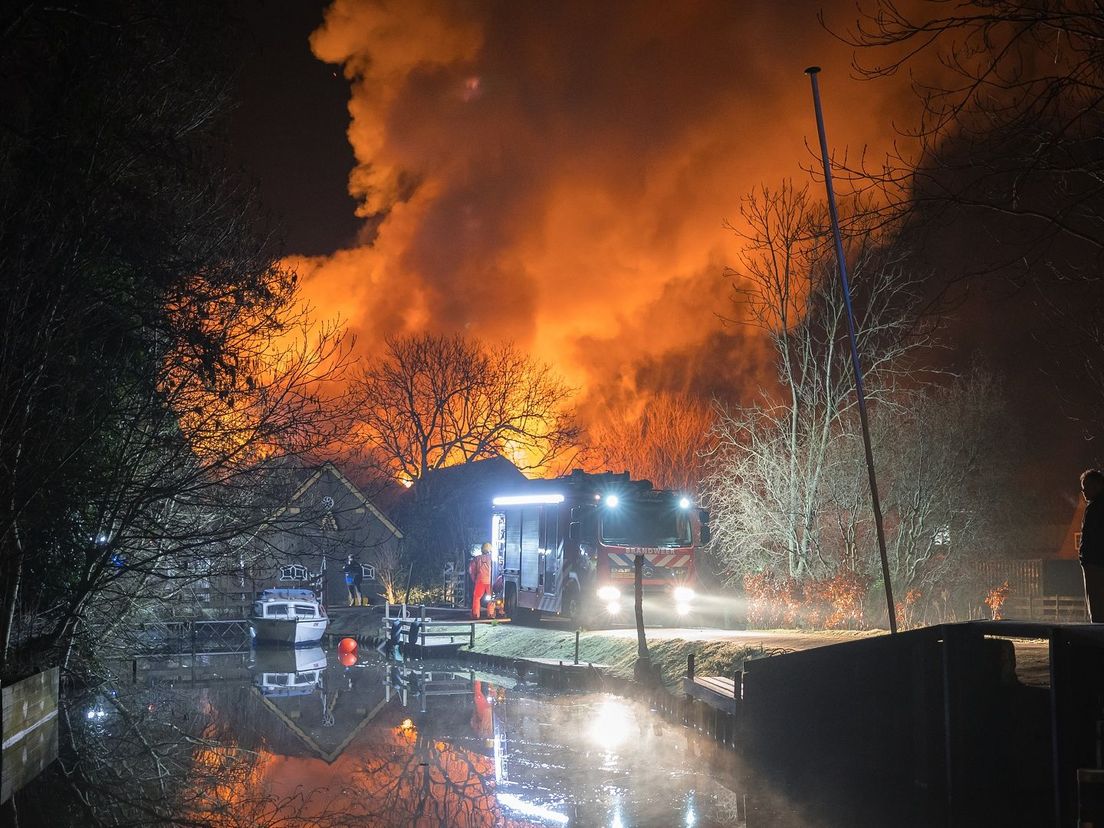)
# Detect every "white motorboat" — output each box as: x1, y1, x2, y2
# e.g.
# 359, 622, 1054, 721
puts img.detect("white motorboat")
249, 588, 329, 646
